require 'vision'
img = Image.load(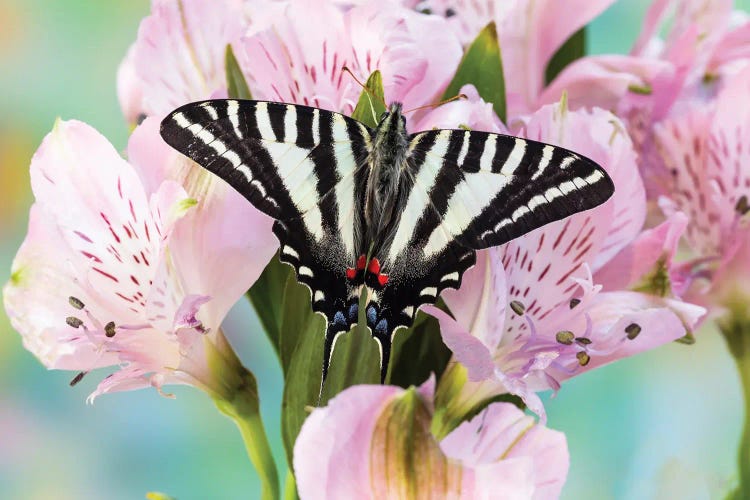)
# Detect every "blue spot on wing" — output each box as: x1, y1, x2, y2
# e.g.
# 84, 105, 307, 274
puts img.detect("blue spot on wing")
333, 311, 347, 327
348, 303, 358, 321
375, 319, 388, 336
366, 306, 377, 325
